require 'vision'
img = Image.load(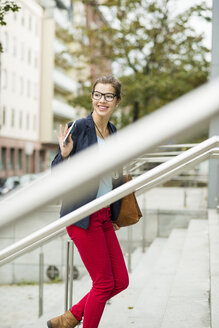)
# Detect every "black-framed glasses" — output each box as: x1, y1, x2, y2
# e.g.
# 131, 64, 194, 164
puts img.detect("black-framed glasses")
92, 91, 117, 102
